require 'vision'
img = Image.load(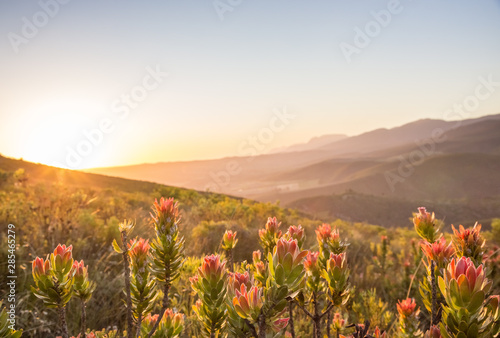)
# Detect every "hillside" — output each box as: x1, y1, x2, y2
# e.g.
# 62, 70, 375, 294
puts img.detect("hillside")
84, 114, 500, 227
